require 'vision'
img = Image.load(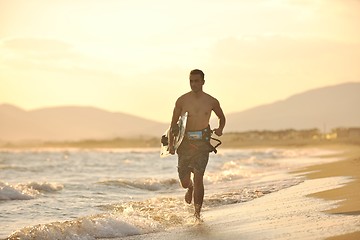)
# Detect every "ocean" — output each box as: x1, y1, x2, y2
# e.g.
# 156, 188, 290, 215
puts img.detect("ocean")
0, 147, 335, 239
